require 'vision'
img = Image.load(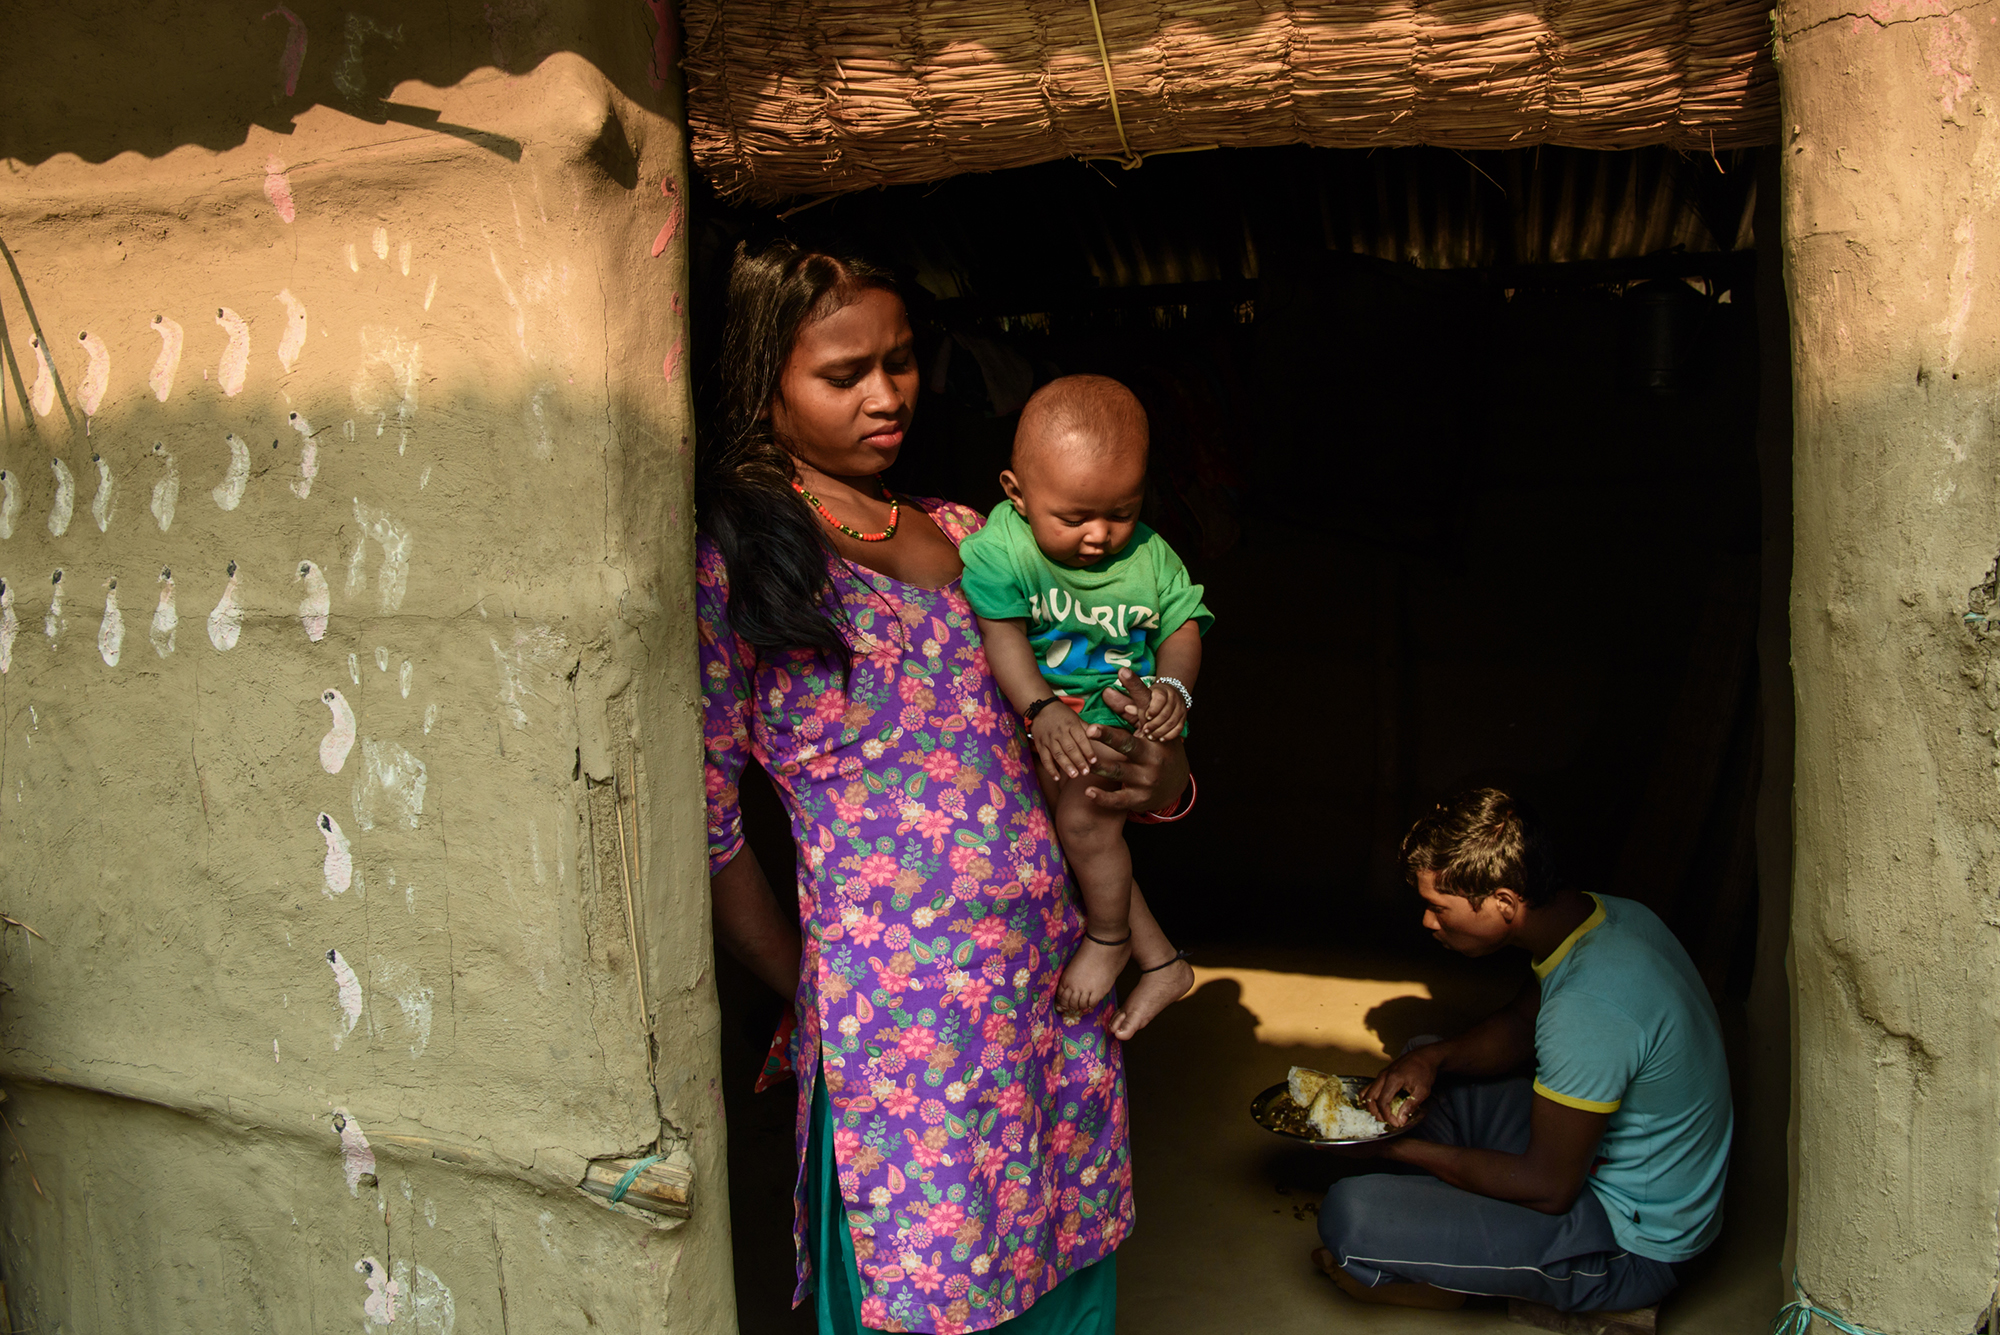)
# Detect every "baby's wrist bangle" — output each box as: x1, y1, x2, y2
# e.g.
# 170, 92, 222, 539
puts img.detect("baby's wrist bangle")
1023, 696, 1060, 726
1144, 675, 1193, 712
